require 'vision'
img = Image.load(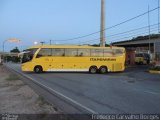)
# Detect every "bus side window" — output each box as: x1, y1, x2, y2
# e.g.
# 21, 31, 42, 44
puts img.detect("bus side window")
79, 53, 83, 57
91, 49, 103, 57
113, 49, 123, 56
104, 49, 113, 57
78, 49, 90, 57
37, 48, 52, 58
53, 48, 65, 56
65, 49, 78, 57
